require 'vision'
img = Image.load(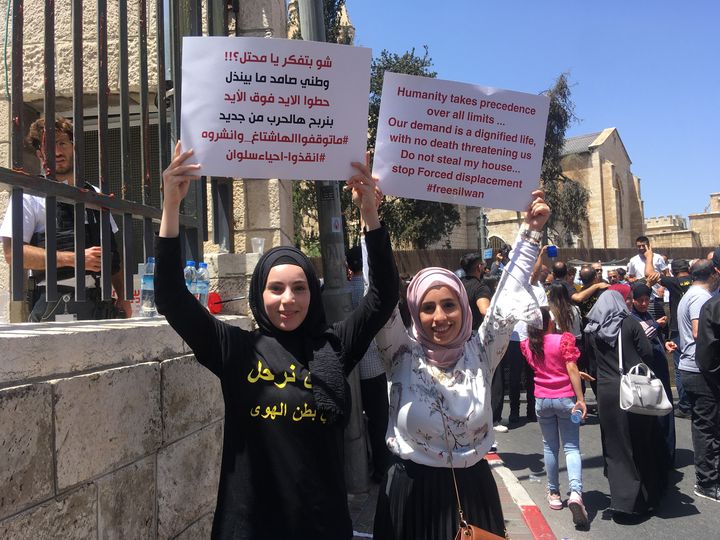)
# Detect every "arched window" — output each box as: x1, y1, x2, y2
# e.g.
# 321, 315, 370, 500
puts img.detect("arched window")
488, 235, 506, 252
614, 174, 624, 229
